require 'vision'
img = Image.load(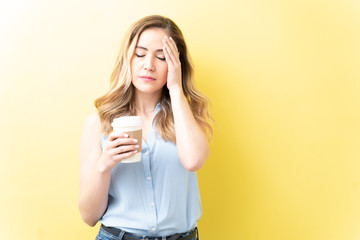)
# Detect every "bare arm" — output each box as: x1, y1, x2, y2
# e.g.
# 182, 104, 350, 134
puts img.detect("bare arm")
78, 114, 139, 226
170, 89, 210, 171
163, 35, 210, 172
